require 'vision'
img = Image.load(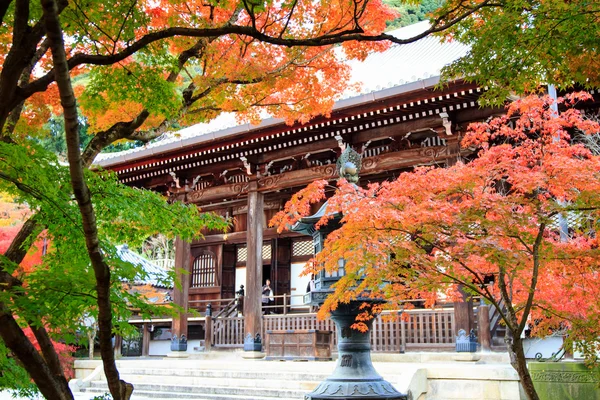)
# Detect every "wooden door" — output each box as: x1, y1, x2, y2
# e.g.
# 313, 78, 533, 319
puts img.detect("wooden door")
221, 244, 236, 299
274, 238, 291, 312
